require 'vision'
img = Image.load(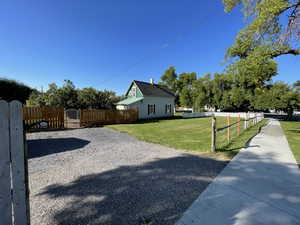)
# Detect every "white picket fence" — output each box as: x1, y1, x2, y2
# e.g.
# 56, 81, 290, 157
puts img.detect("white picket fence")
0, 100, 29, 225
183, 111, 264, 119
